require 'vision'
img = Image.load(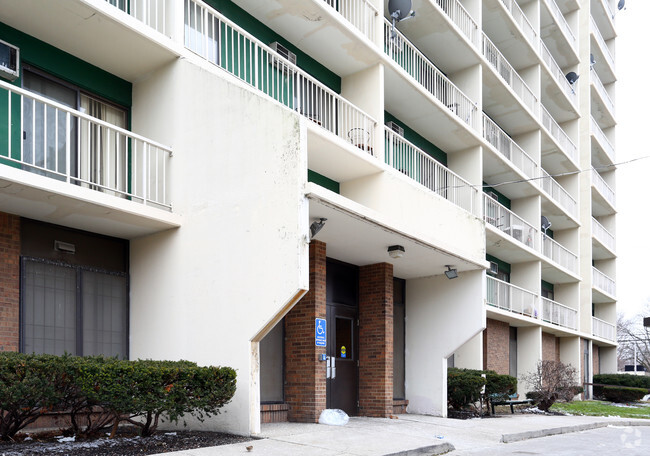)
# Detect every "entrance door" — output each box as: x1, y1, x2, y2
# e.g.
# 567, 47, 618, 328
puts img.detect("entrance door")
326, 304, 358, 415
